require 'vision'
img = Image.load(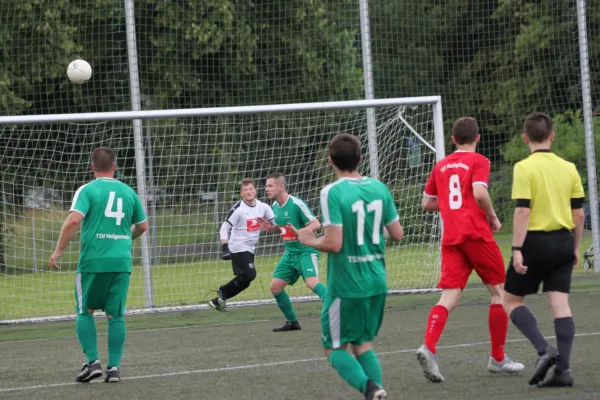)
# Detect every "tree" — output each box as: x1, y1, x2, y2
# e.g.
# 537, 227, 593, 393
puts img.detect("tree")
492, 110, 600, 224
135, 0, 363, 109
